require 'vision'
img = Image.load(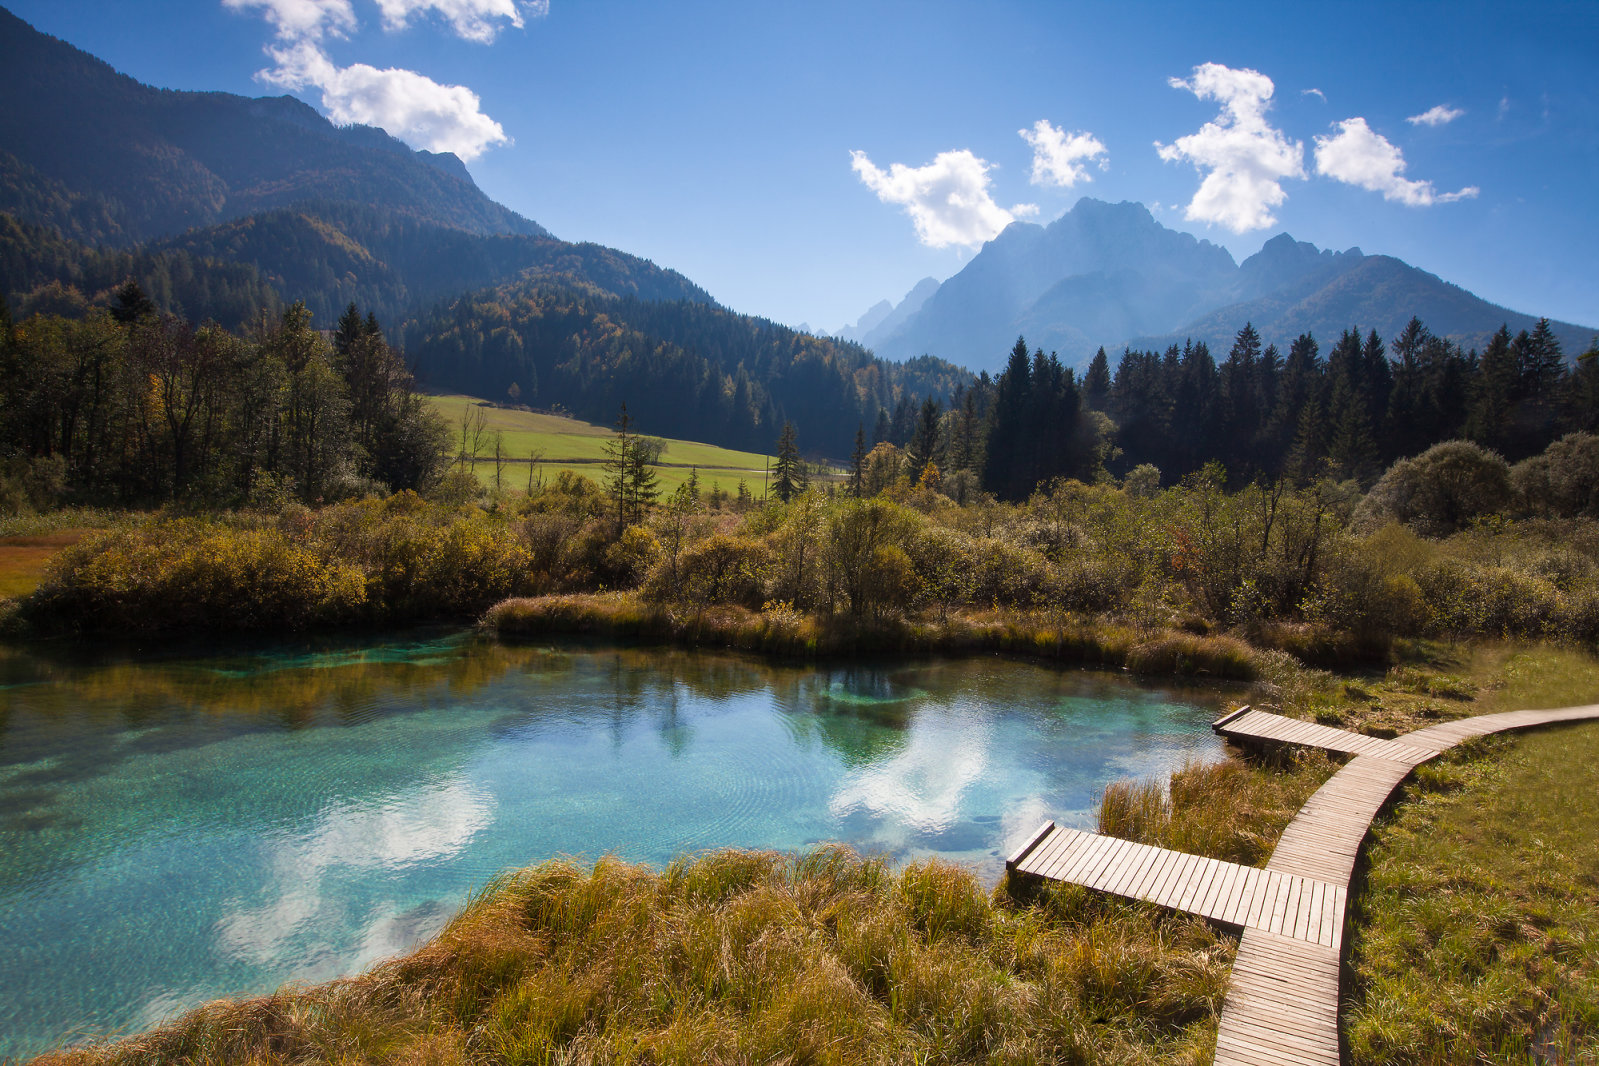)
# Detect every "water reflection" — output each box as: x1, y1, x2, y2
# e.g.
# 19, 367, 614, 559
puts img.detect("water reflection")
0, 632, 1233, 1058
